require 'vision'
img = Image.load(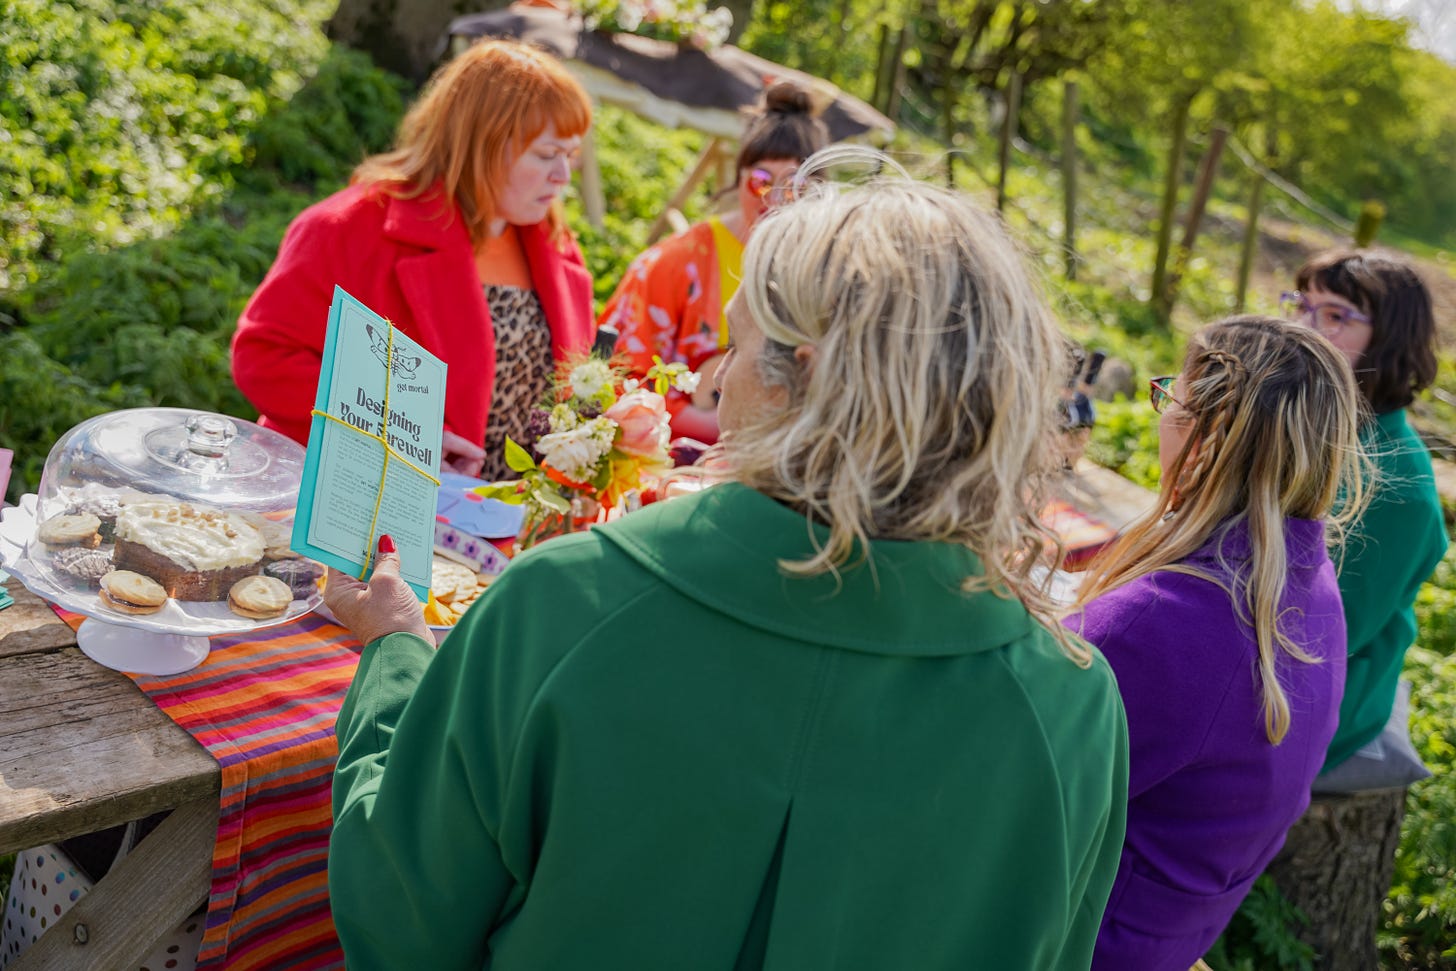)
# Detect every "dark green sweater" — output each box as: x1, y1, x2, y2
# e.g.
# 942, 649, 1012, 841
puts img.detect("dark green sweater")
1325, 408, 1448, 770
330, 483, 1128, 970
